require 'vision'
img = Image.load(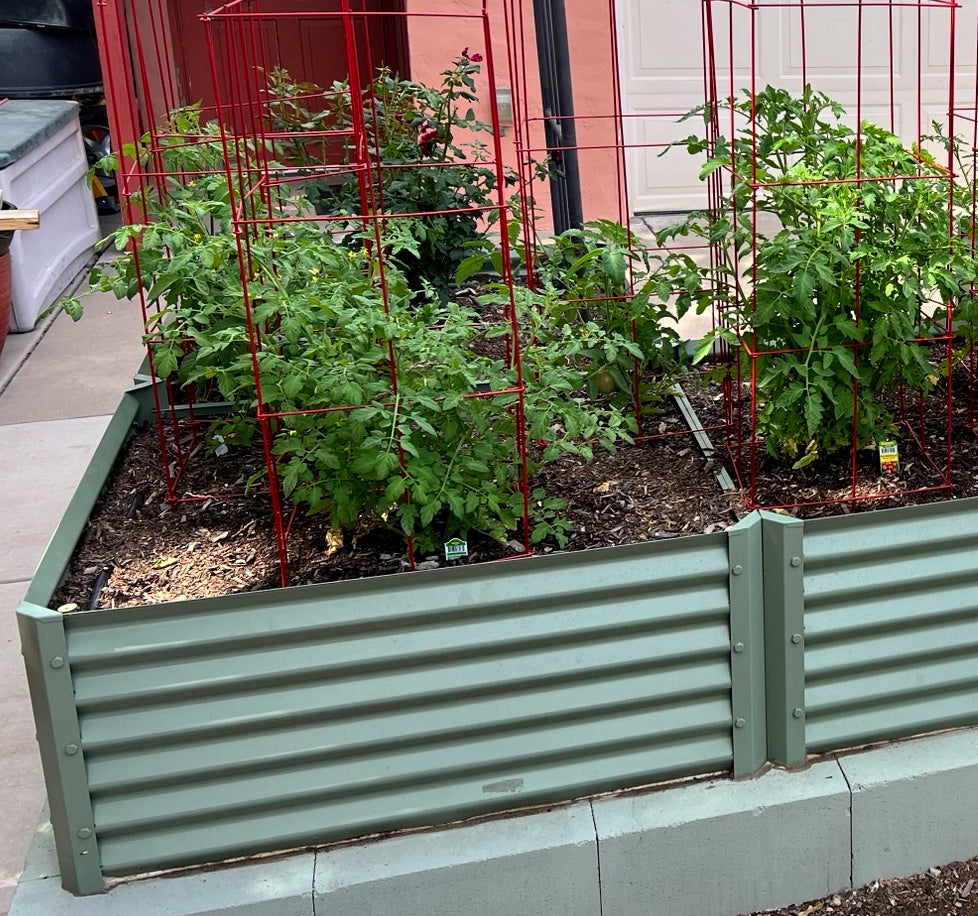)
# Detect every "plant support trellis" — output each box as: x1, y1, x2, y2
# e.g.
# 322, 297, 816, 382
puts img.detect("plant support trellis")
502, 0, 722, 445
83, 0, 717, 586
691, 0, 965, 510
955, 0, 978, 436
92, 0, 539, 583
202, 1, 532, 581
